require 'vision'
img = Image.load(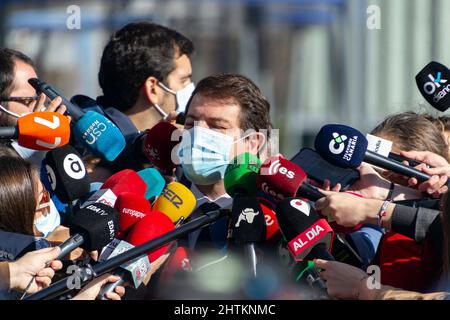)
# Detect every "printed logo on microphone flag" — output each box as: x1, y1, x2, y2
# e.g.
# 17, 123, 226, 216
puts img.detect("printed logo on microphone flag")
235, 208, 260, 227
287, 219, 333, 260
329, 132, 347, 155
289, 199, 310, 216
423, 72, 448, 95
